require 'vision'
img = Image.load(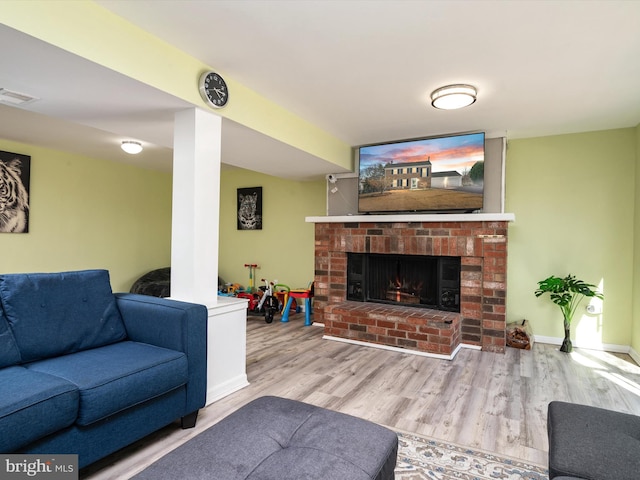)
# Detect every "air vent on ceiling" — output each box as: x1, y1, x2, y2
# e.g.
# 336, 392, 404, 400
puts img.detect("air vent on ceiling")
0, 88, 39, 105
